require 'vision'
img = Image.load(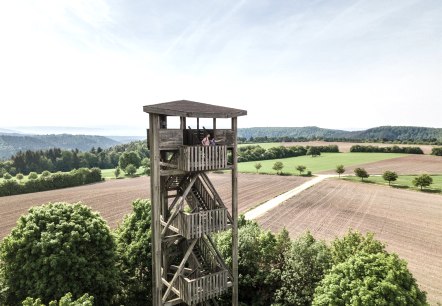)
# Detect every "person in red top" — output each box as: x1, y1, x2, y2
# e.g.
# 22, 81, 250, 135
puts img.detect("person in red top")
201, 133, 210, 145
